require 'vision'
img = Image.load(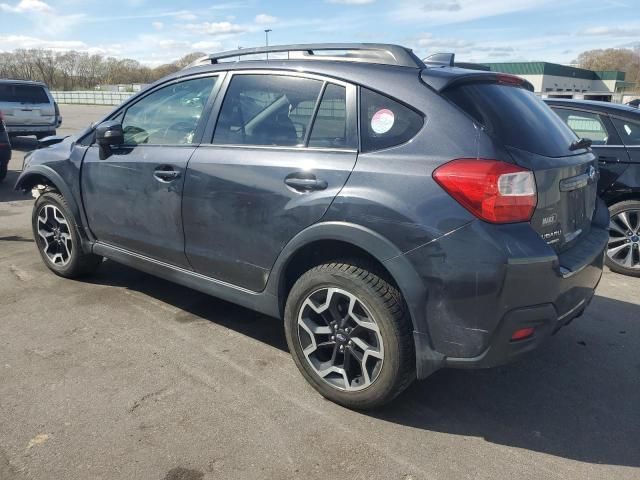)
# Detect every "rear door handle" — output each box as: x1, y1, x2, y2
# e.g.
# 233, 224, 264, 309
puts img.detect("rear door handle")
598, 156, 618, 163
284, 175, 328, 192
153, 166, 180, 182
